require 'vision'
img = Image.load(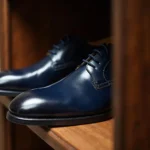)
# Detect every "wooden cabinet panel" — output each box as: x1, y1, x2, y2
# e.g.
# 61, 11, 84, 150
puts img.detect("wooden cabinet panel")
113, 0, 150, 149
9, 0, 111, 68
